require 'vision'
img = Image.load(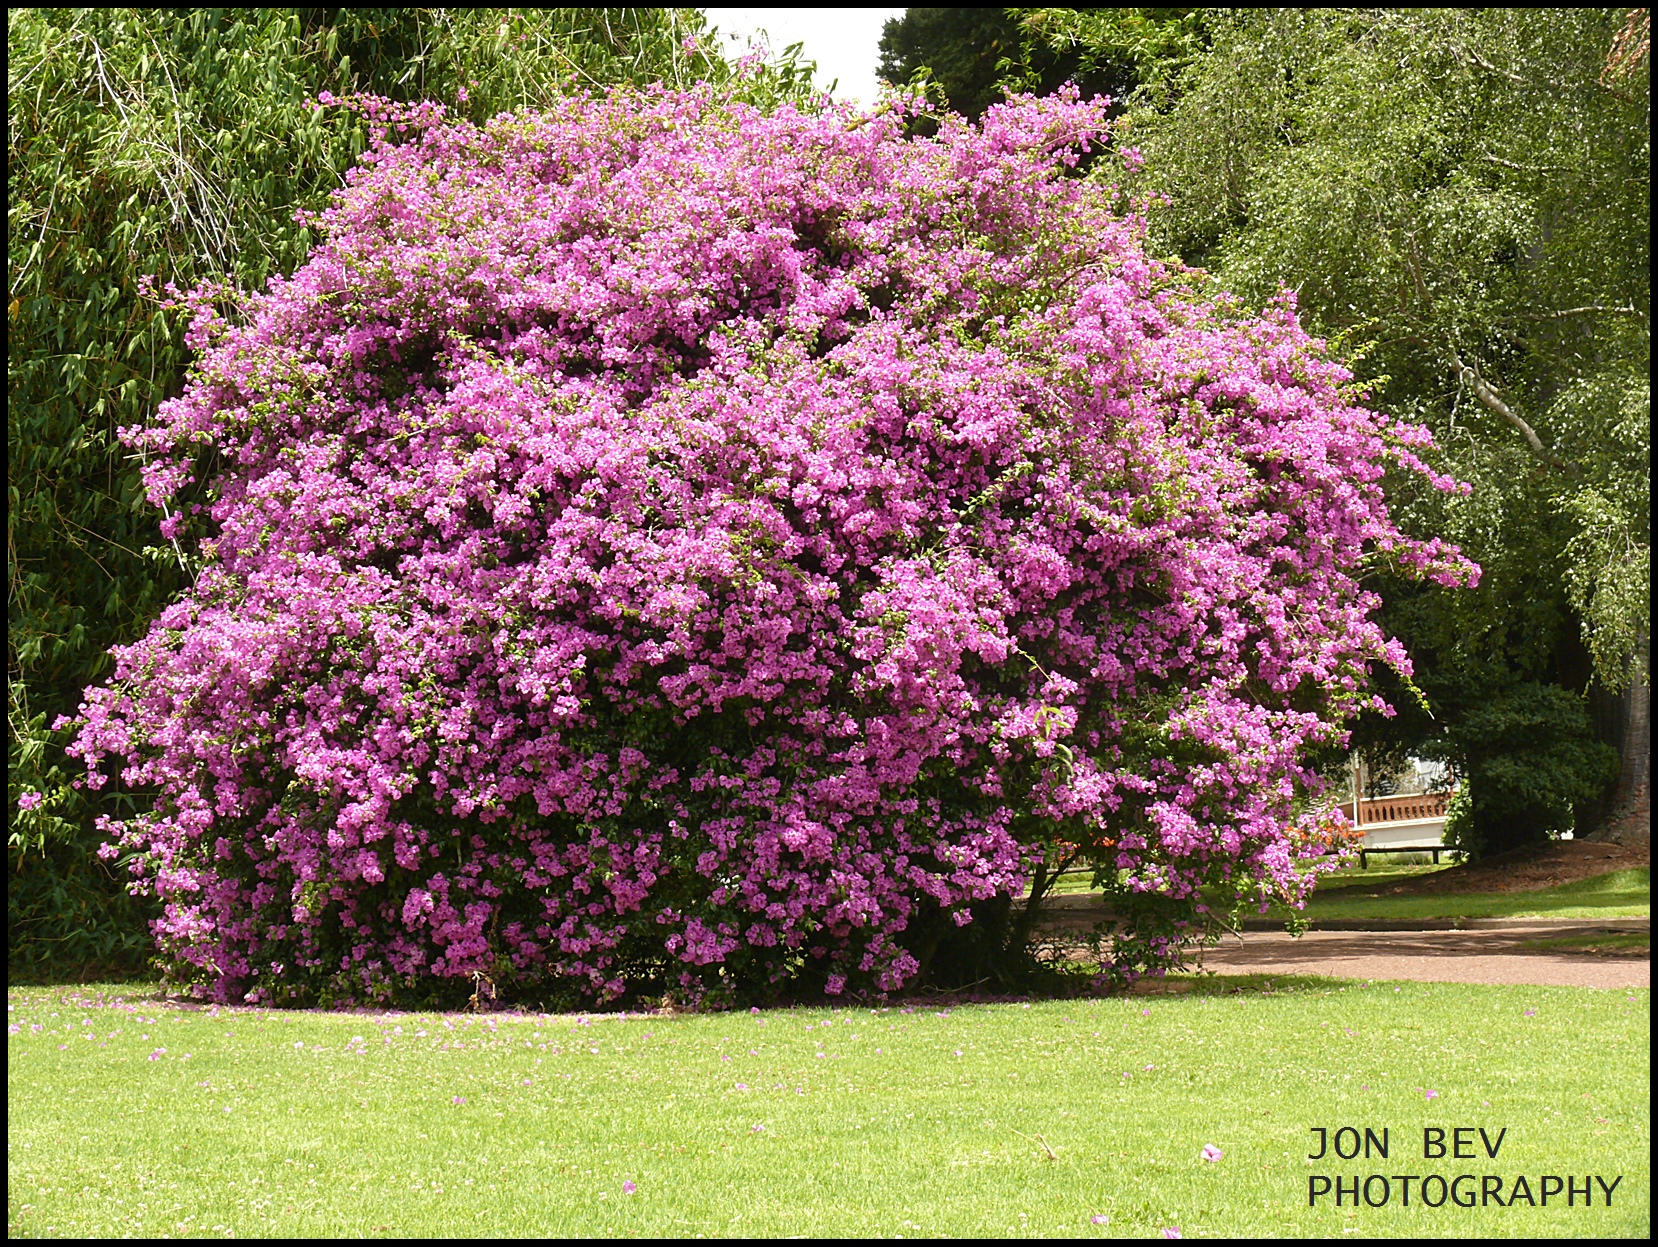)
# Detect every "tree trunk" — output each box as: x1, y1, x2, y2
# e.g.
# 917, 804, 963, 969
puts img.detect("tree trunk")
1584, 635, 1650, 845
1006, 861, 1051, 955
